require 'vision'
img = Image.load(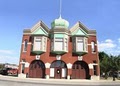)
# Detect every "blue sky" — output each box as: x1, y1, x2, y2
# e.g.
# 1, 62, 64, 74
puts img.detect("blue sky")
0, 0, 120, 64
